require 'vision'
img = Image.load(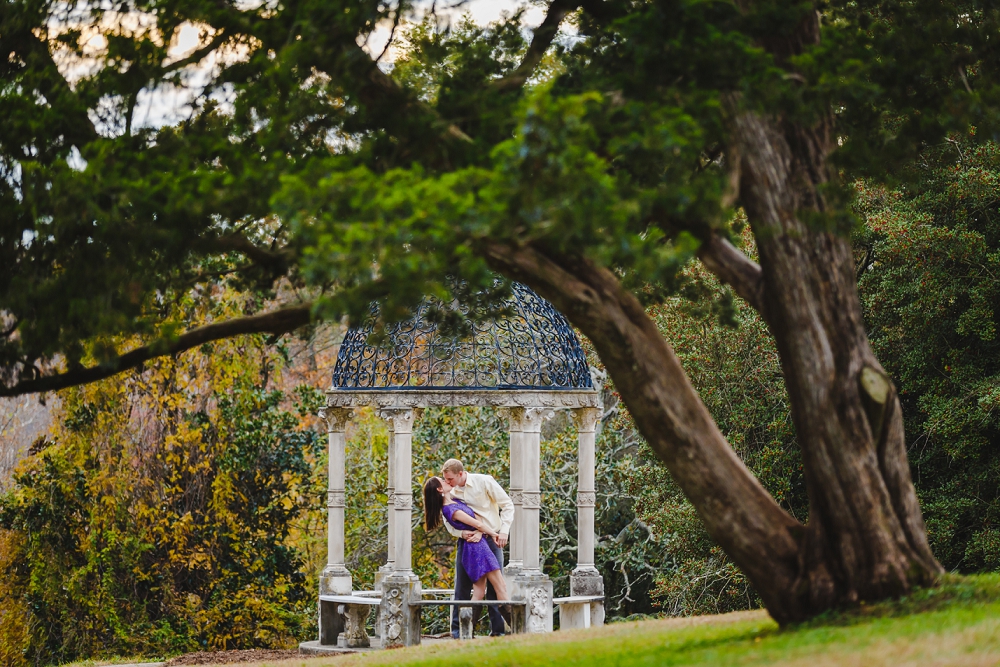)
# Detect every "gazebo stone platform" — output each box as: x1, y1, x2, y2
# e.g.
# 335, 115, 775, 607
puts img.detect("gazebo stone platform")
304, 282, 606, 651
